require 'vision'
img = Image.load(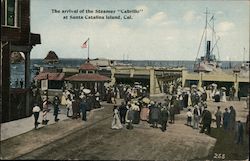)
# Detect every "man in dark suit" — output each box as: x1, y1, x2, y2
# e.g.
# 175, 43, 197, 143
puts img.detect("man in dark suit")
53, 96, 60, 122
200, 107, 212, 134
80, 97, 88, 121
119, 102, 127, 124
160, 106, 169, 132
